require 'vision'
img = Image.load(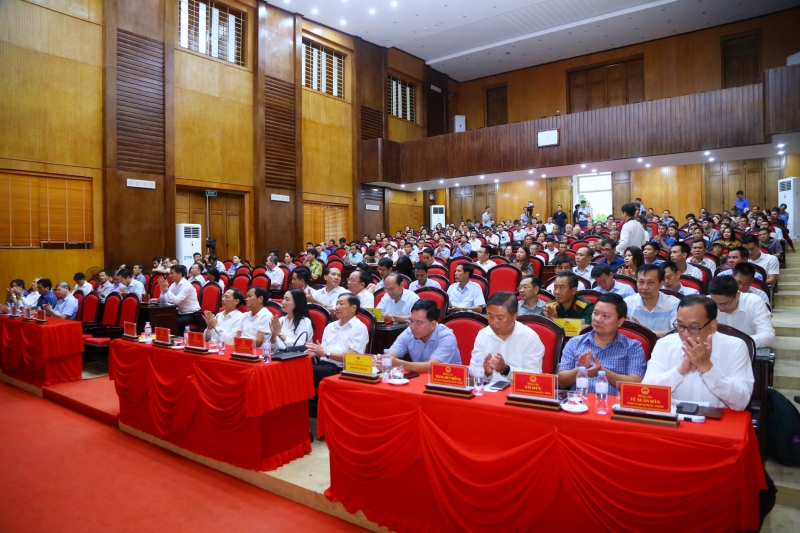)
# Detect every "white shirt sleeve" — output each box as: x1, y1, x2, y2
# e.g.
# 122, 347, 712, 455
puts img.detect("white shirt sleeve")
699, 352, 754, 412
748, 297, 775, 348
